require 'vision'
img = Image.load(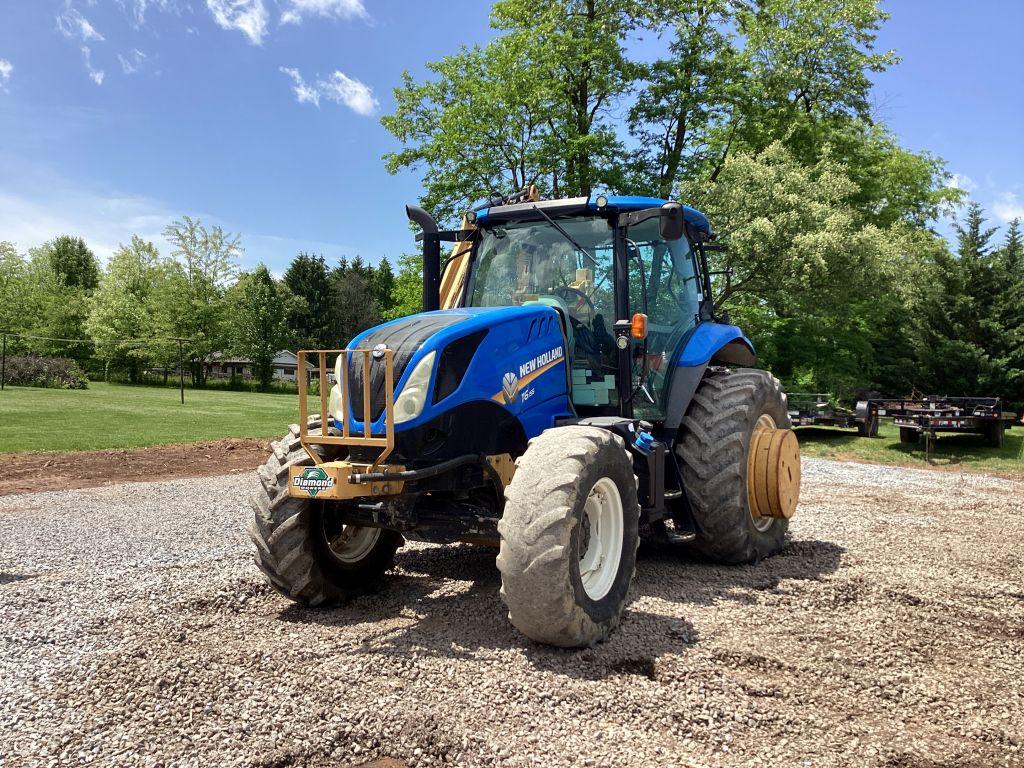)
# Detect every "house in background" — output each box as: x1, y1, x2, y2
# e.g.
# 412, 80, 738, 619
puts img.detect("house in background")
206, 350, 318, 382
